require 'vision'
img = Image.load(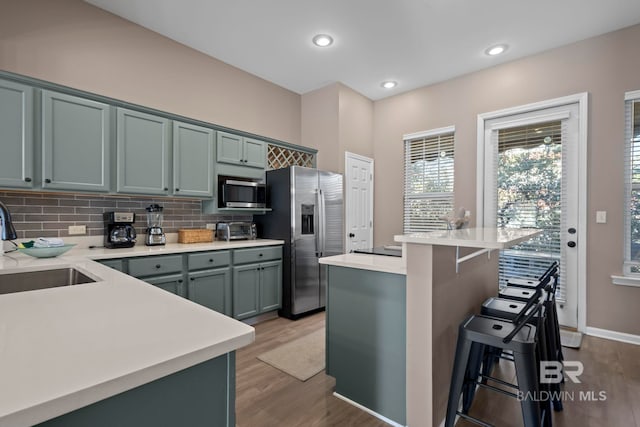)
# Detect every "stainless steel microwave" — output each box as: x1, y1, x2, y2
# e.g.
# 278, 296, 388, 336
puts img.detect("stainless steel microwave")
219, 179, 266, 208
